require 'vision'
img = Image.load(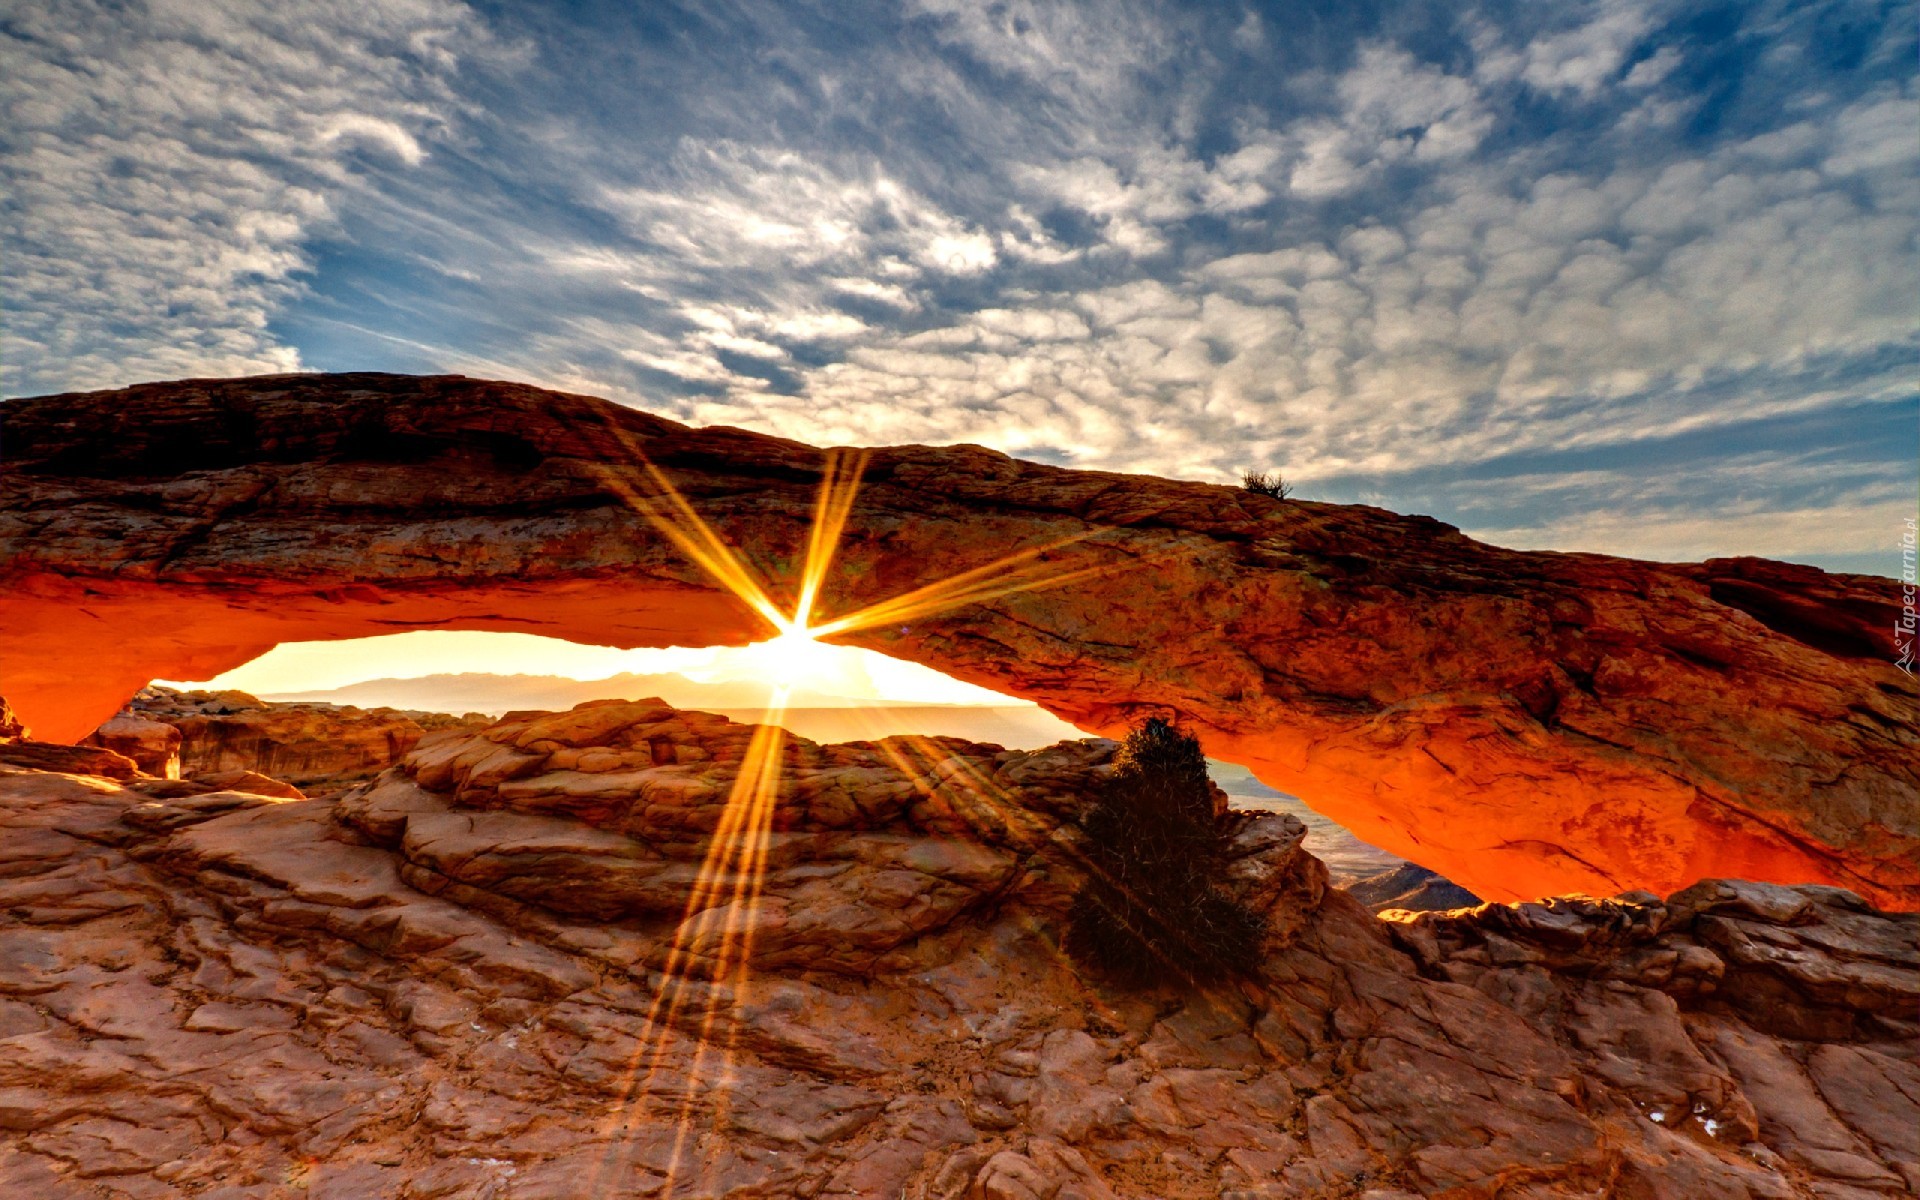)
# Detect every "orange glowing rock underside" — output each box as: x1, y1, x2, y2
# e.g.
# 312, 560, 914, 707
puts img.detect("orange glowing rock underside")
1, 372, 1913, 909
